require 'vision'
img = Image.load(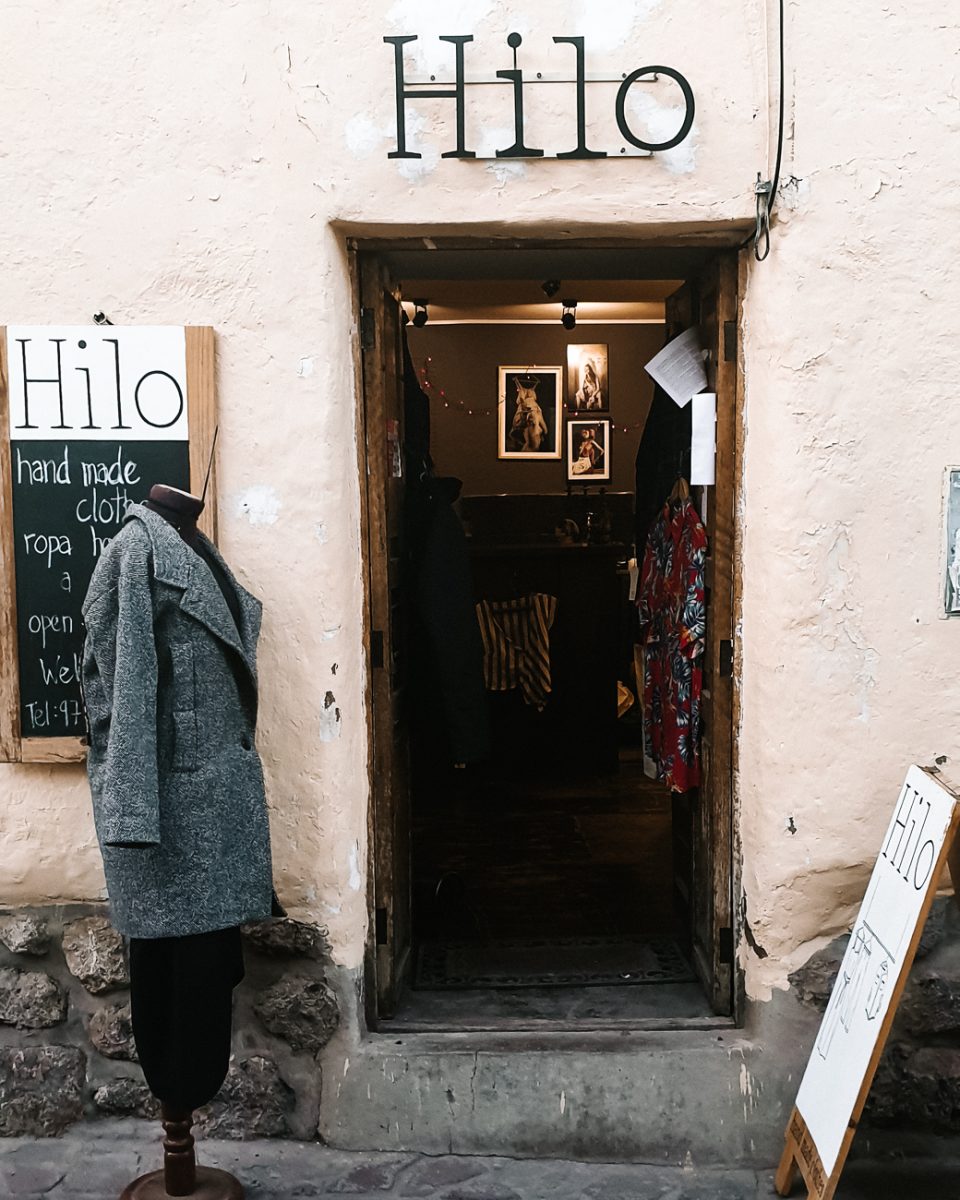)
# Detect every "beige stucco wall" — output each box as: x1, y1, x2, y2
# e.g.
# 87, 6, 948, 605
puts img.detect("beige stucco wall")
737, 1, 960, 997
1, 0, 956, 1007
